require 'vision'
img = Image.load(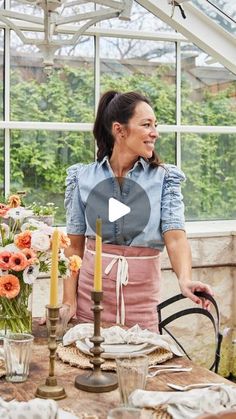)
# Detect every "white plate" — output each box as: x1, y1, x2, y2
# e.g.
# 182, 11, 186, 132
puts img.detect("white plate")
76, 340, 159, 359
